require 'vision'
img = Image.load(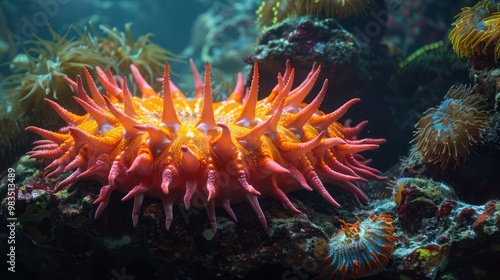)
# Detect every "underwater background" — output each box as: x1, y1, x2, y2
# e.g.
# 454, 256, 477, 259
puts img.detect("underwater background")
0, 0, 499, 279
